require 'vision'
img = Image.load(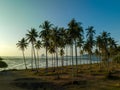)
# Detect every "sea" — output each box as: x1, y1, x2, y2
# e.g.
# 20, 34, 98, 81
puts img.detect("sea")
0, 55, 99, 70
